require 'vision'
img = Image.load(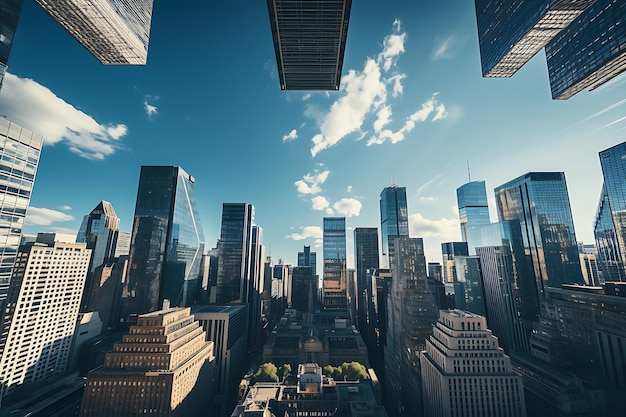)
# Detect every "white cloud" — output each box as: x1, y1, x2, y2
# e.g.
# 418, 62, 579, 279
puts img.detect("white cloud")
60, 205, 72, 211
409, 212, 460, 240
311, 196, 330, 211
302, 93, 312, 101
432, 34, 459, 60
295, 170, 330, 195
144, 100, 158, 117
388, 74, 406, 98
325, 208, 334, 215
282, 129, 298, 142
332, 198, 362, 217
380, 30, 407, 72
0, 73, 128, 160
416, 174, 443, 196
26, 206, 75, 226
287, 226, 323, 241
373, 105, 392, 133
420, 196, 439, 202
346, 185, 353, 193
